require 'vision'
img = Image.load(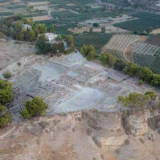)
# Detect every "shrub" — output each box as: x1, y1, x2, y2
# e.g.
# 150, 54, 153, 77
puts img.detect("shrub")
80, 45, 96, 60
100, 53, 117, 67
21, 97, 48, 119
138, 80, 143, 85
93, 23, 99, 27
3, 71, 12, 79
0, 80, 13, 105
0, 105, 12, 128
